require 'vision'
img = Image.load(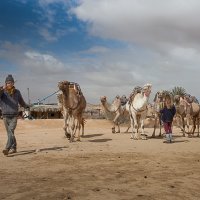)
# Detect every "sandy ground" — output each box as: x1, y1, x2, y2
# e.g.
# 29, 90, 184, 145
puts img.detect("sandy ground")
0, 119, 200, 200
